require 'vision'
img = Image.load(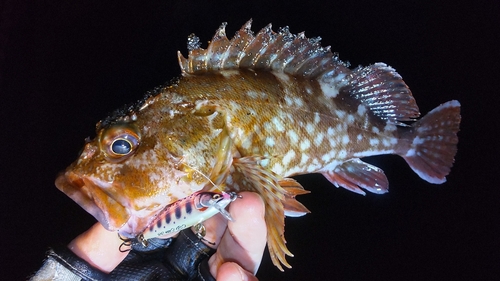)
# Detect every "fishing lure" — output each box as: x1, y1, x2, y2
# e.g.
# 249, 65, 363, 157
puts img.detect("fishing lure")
137, 191, 239, 246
